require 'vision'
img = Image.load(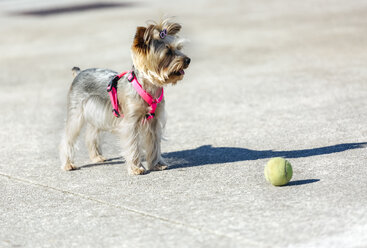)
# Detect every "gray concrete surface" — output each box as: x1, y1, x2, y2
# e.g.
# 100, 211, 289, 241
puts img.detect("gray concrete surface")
1, 0, 367, 247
